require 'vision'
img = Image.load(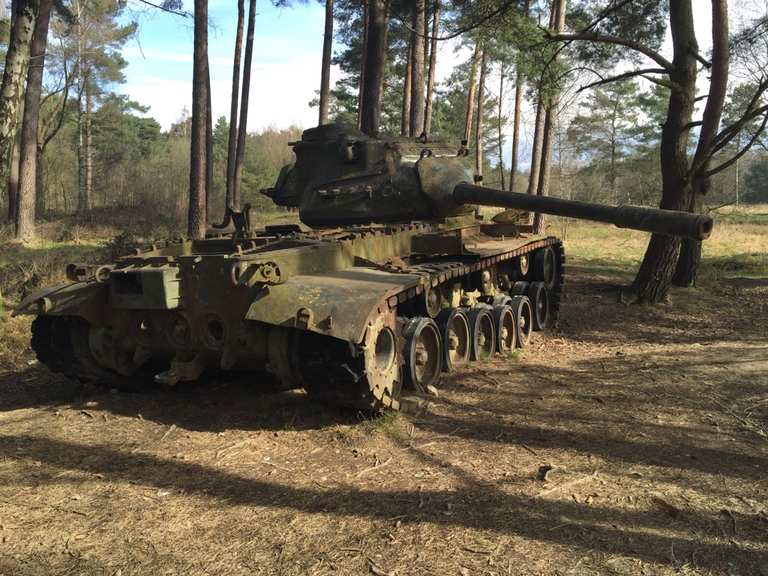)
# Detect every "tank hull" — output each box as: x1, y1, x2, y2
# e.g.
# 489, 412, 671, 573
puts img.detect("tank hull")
17, 222, 564, 410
